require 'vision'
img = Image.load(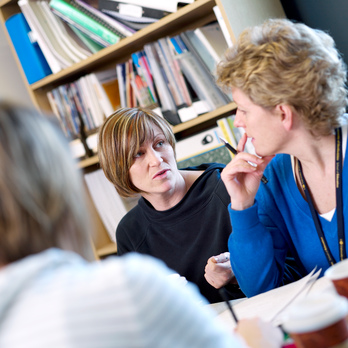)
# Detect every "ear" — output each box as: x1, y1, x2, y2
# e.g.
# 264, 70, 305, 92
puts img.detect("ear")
275, 104, 293, 131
